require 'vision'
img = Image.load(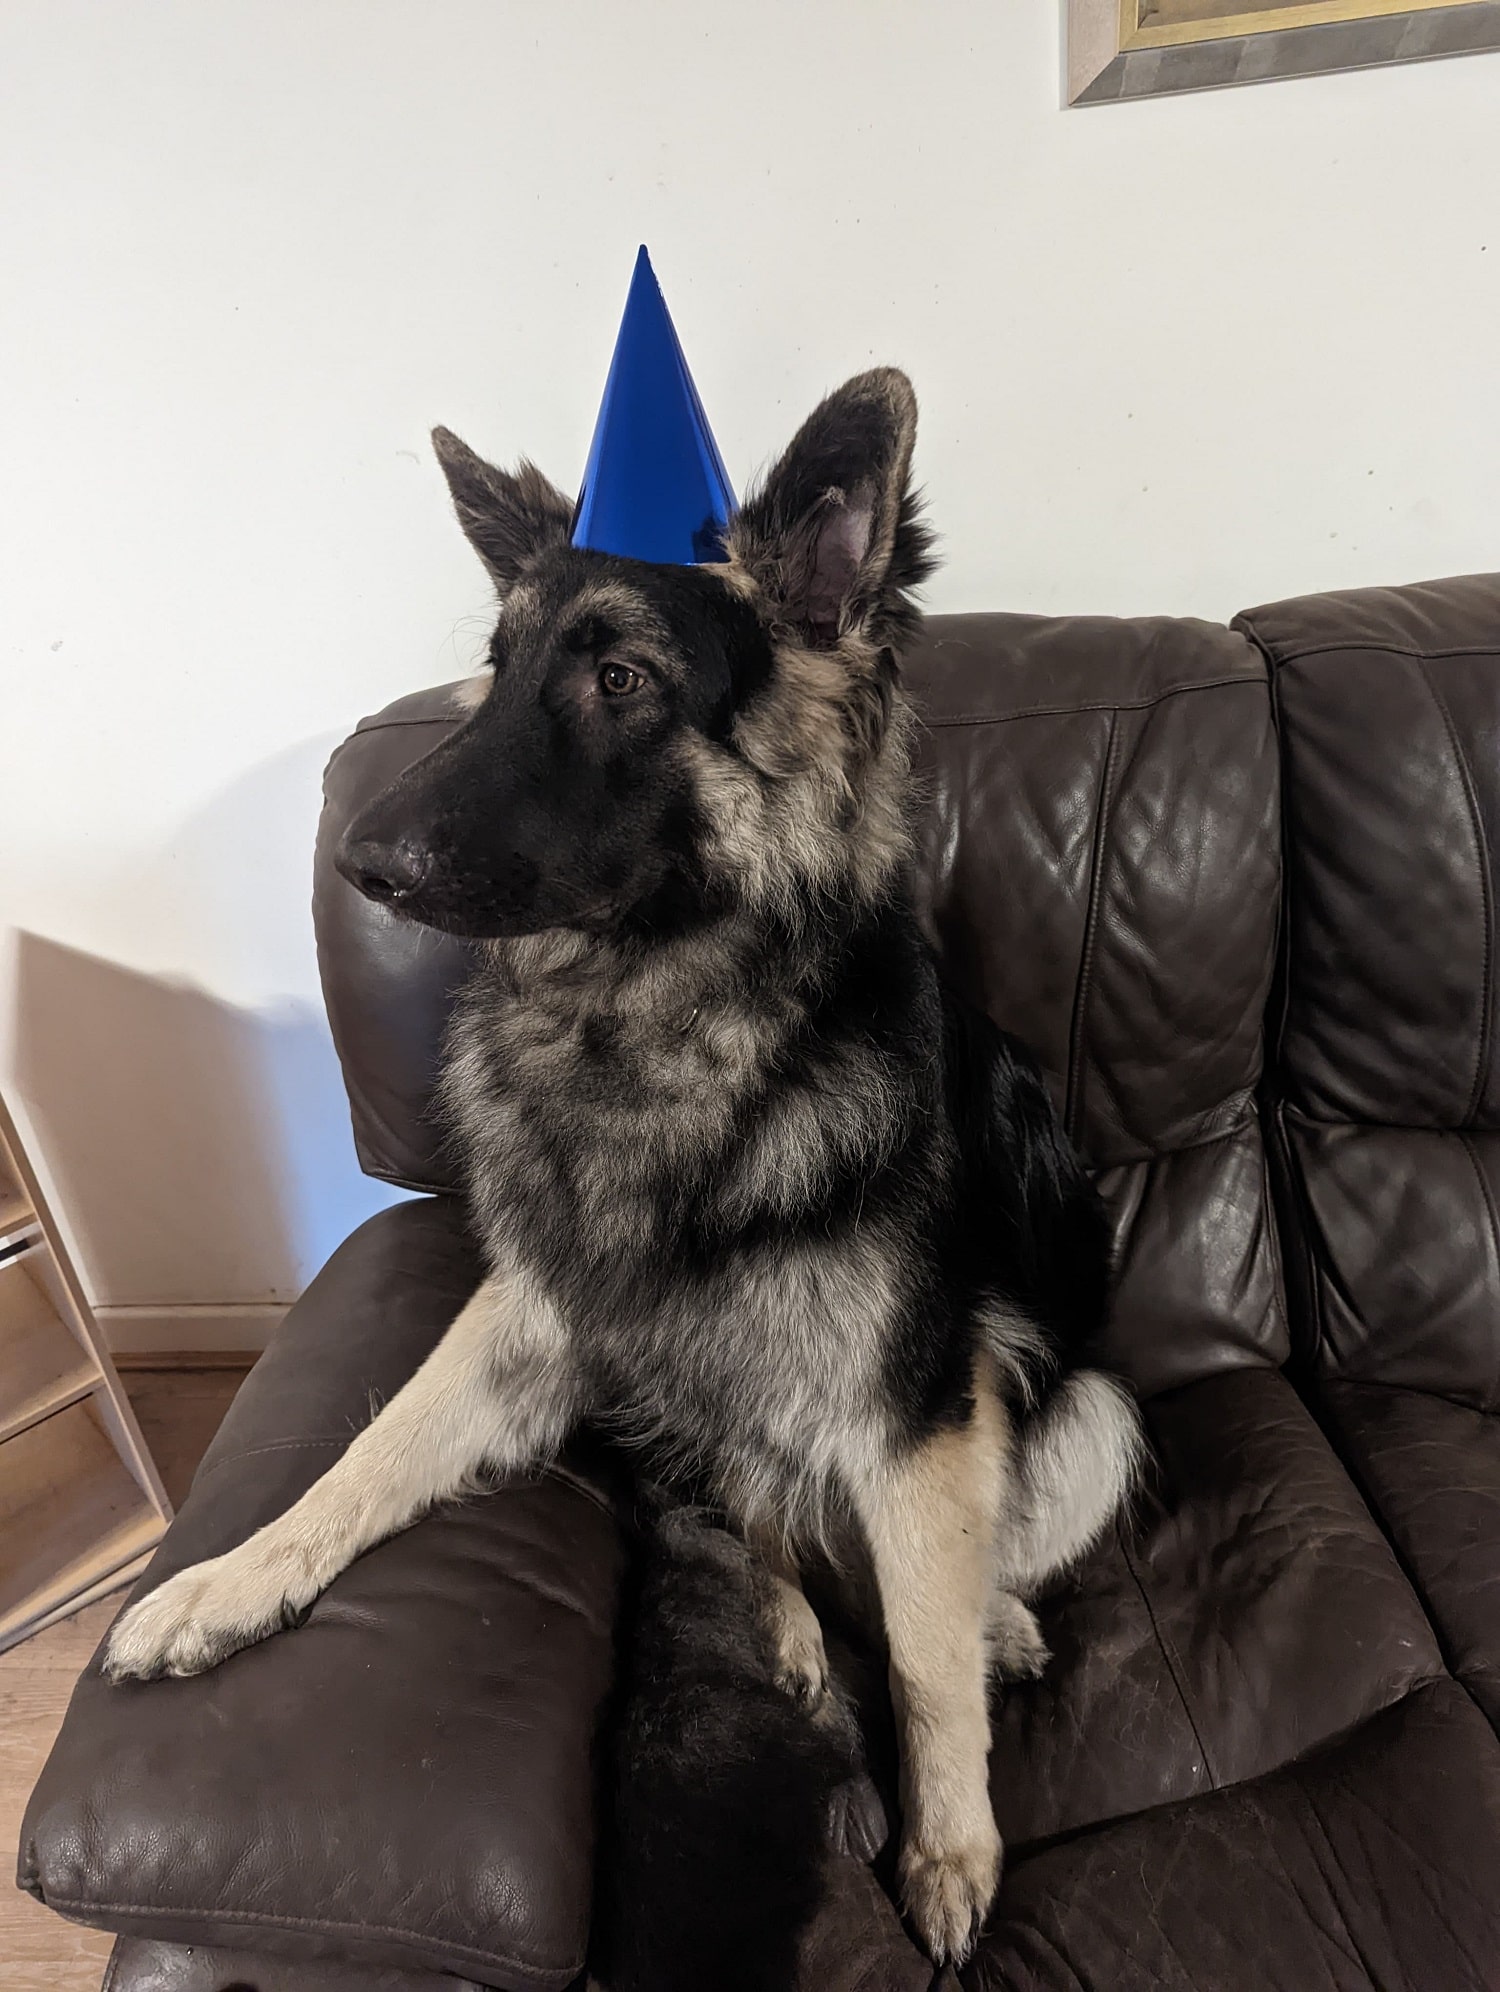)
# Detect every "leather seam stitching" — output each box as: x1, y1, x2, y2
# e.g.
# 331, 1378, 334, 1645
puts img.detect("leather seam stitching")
918, 672, 1263, 730
1117, 1517, 1220, 1791
1064, 708, 1119, 1141
36, 1899, 575, 1982
1281, 1105, 1500, 1137
1416, 658, 1493, 1127
1249, 638, 1500, 668
347, 670, 1269, 747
